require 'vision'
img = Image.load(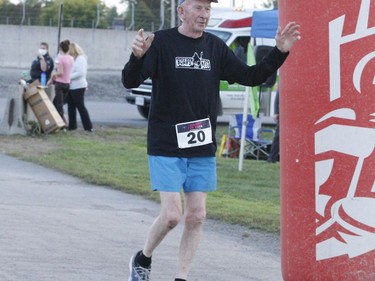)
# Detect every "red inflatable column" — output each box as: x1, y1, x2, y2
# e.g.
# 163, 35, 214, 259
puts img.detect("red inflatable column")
280, 0, 375, 280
